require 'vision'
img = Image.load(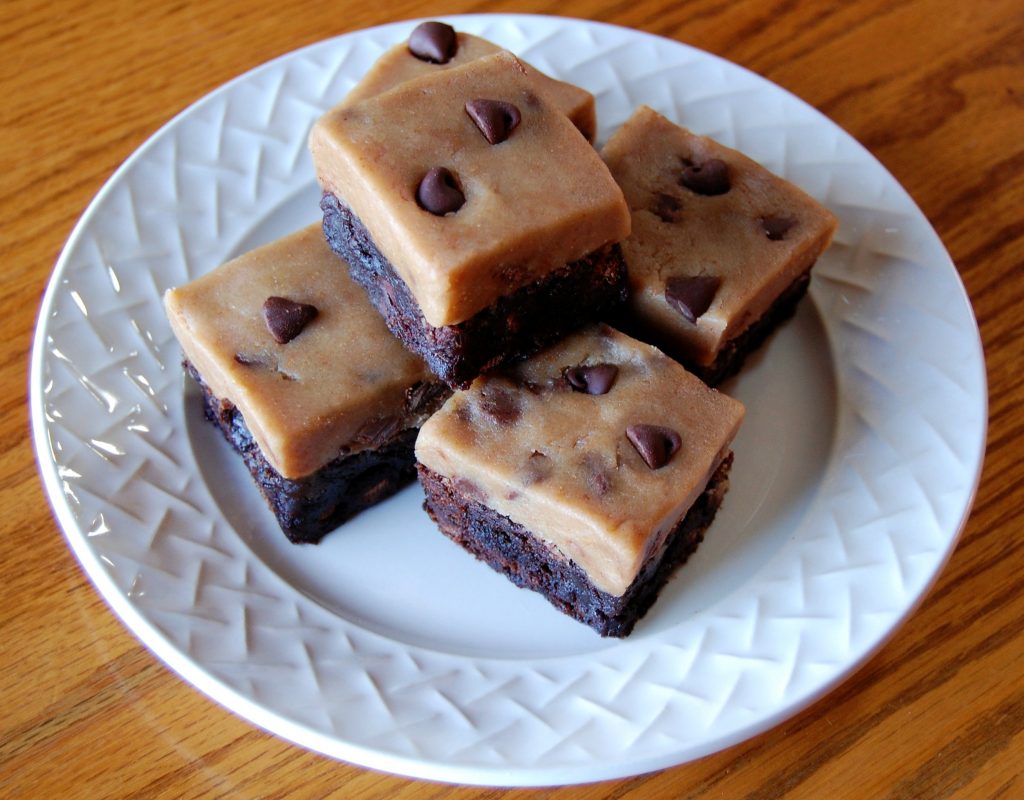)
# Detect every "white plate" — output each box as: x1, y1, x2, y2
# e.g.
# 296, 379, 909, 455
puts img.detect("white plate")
31, 14, 986, 787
